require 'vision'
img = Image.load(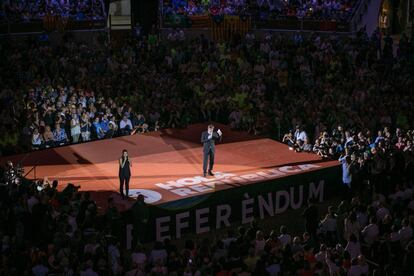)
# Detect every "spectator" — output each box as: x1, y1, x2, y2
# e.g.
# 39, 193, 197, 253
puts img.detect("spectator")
31, 128, 43, 149
93, 117, 105, 139
119, 115, 133, 136
70, 113, 81, 143
80, 113, 92, 142
303, 199, 319, 238
53, 124, 68, 145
